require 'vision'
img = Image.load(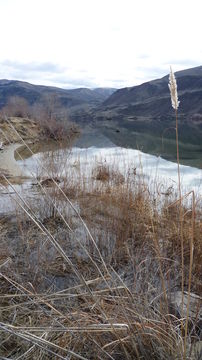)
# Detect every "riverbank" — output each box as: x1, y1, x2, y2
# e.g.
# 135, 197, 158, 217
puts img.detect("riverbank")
0, 152, 201, 358
0, 116, 42, 180
0, 121, 201, 359
0, 116, 42, 145
0, 143, 25, 178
